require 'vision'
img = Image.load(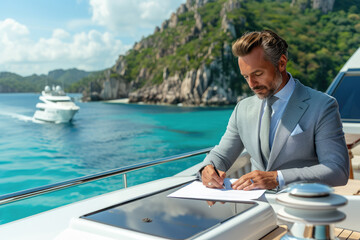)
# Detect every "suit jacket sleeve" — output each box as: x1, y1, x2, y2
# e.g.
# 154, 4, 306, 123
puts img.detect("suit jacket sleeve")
280, 97, 349, 186
200, 102, 245, 172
